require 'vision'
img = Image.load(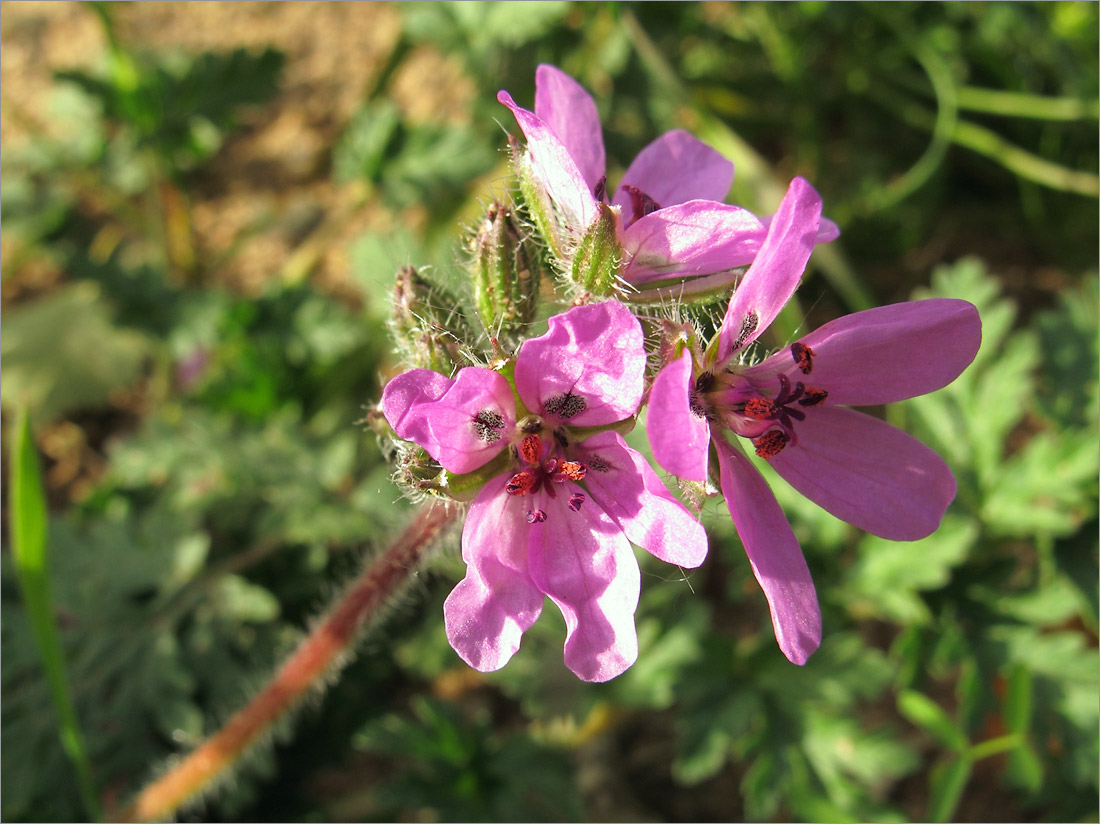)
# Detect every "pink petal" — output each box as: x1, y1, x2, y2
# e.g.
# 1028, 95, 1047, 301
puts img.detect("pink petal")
381, 367, 515, 475
498, 90, 597, 235
646, 351, 710, 482
769, 406, 957, 540
718, 177, 822, 358
527, 490, 640, 682
534, 64, 606, 195
577, 431, 708, 569
759, 212, 841, 244
714, 438, 821, 665
515, 301, 645, 427
612, 129, 734, 211
748, 299, 982, 407
444, 480, 545, 673
619, 201, 766, 284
